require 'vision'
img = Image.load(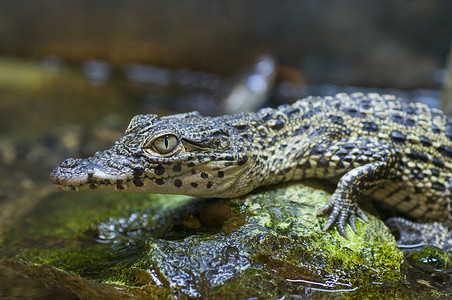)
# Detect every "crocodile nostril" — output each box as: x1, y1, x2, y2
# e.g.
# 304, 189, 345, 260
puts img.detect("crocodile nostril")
60, 158, 78, 168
